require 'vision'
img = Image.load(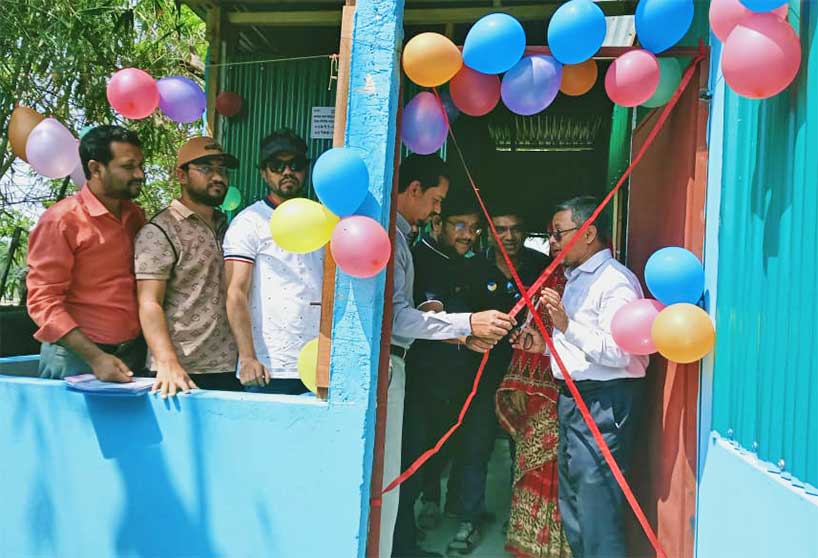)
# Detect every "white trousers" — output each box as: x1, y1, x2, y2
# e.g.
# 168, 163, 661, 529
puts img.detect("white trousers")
378, 354, 406, 558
